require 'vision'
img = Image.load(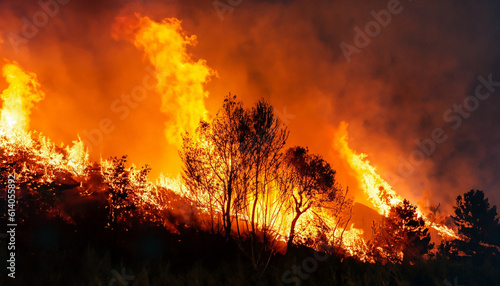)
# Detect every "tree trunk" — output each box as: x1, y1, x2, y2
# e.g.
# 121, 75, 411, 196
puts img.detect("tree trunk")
251, 191, 258, 233
287, 210, 302, 249
251, 162, 260, 235
225, 181, 233, 239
